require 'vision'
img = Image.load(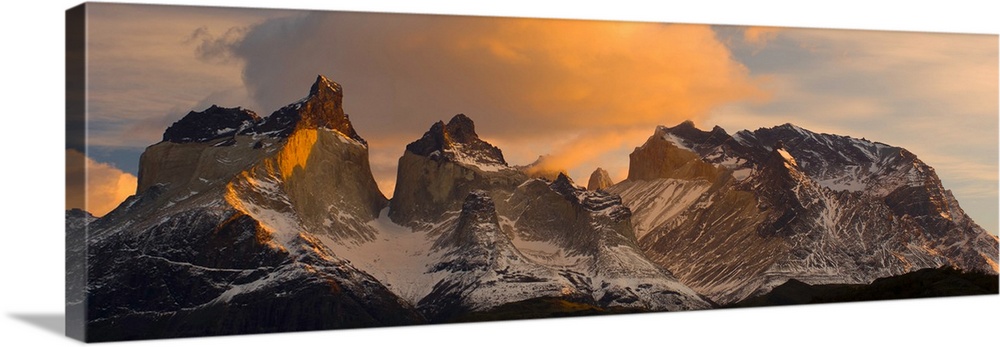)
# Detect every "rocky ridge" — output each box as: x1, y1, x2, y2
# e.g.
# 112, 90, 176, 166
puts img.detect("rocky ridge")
607, 121, 999, 304
72, 77, 997, 340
